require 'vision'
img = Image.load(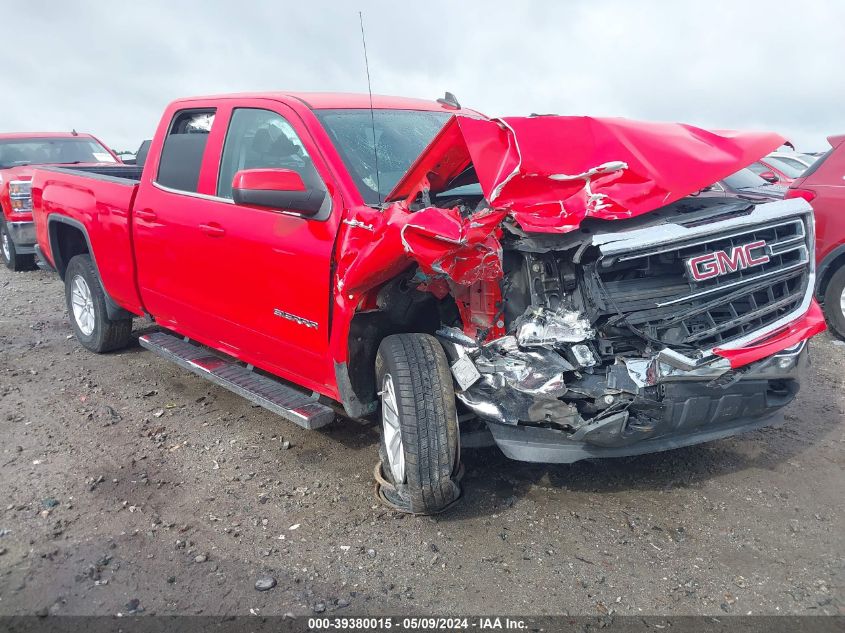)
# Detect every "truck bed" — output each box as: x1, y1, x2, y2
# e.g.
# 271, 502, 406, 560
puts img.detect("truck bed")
31, 164, 144, 315
38, 164, 144, 182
